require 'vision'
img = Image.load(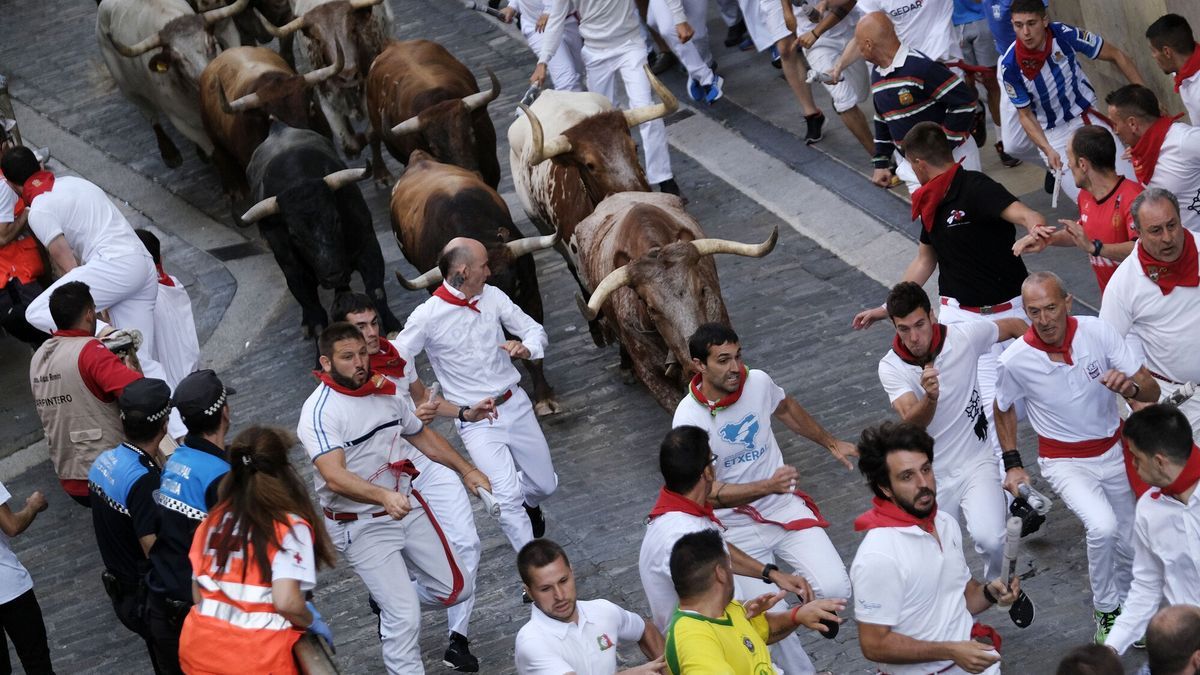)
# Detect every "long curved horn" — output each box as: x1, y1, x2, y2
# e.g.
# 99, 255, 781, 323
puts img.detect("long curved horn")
519, 103, 571, 166
255, 8, 306, 37
462, 68, 501, 112
323, 166, 370, 191
504, 230, 558, 258
624, 64, 679, 128
580, 263, 634, 320
219, 84, 261, 113
349, 0, 386, 8
202, 0, 250, 25
240, 195, 280, 223
107, 31, 162, 58
690, 226, 779, 259
396, 267, 443, 290
389, 113, 423, 137
302, 43, 344, 85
